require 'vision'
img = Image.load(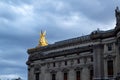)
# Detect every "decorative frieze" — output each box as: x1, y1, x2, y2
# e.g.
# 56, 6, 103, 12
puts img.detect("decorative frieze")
62, 68, 69, 73
74, 67, 82, 71
104, 54, 116, 60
